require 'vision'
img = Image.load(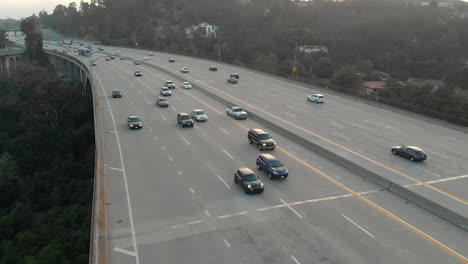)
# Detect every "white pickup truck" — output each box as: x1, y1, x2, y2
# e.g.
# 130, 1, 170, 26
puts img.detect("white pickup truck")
226, 106, 247, 119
